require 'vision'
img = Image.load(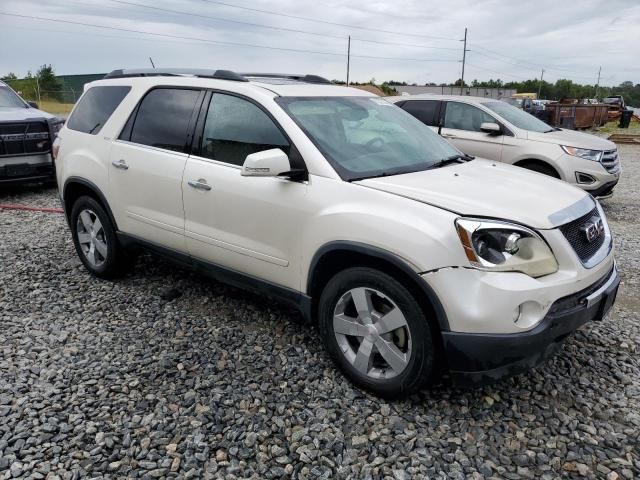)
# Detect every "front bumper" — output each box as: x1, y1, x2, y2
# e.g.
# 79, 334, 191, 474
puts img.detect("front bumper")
556, 152, 620, 197
0, 153, 55, 184
584, 179, 619, 199
442, 266, 619, 386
